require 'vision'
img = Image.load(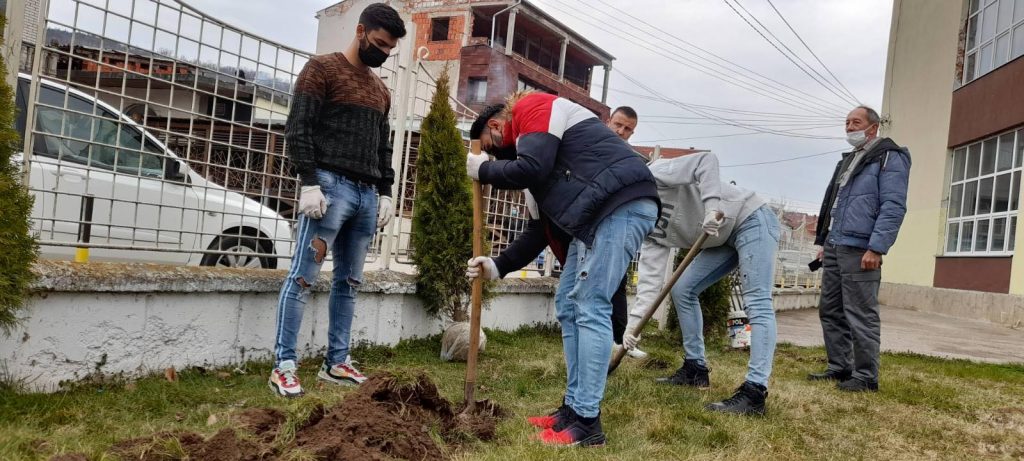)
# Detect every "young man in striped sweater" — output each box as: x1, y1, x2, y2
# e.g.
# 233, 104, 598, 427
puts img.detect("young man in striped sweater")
268, 3, 406, 398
